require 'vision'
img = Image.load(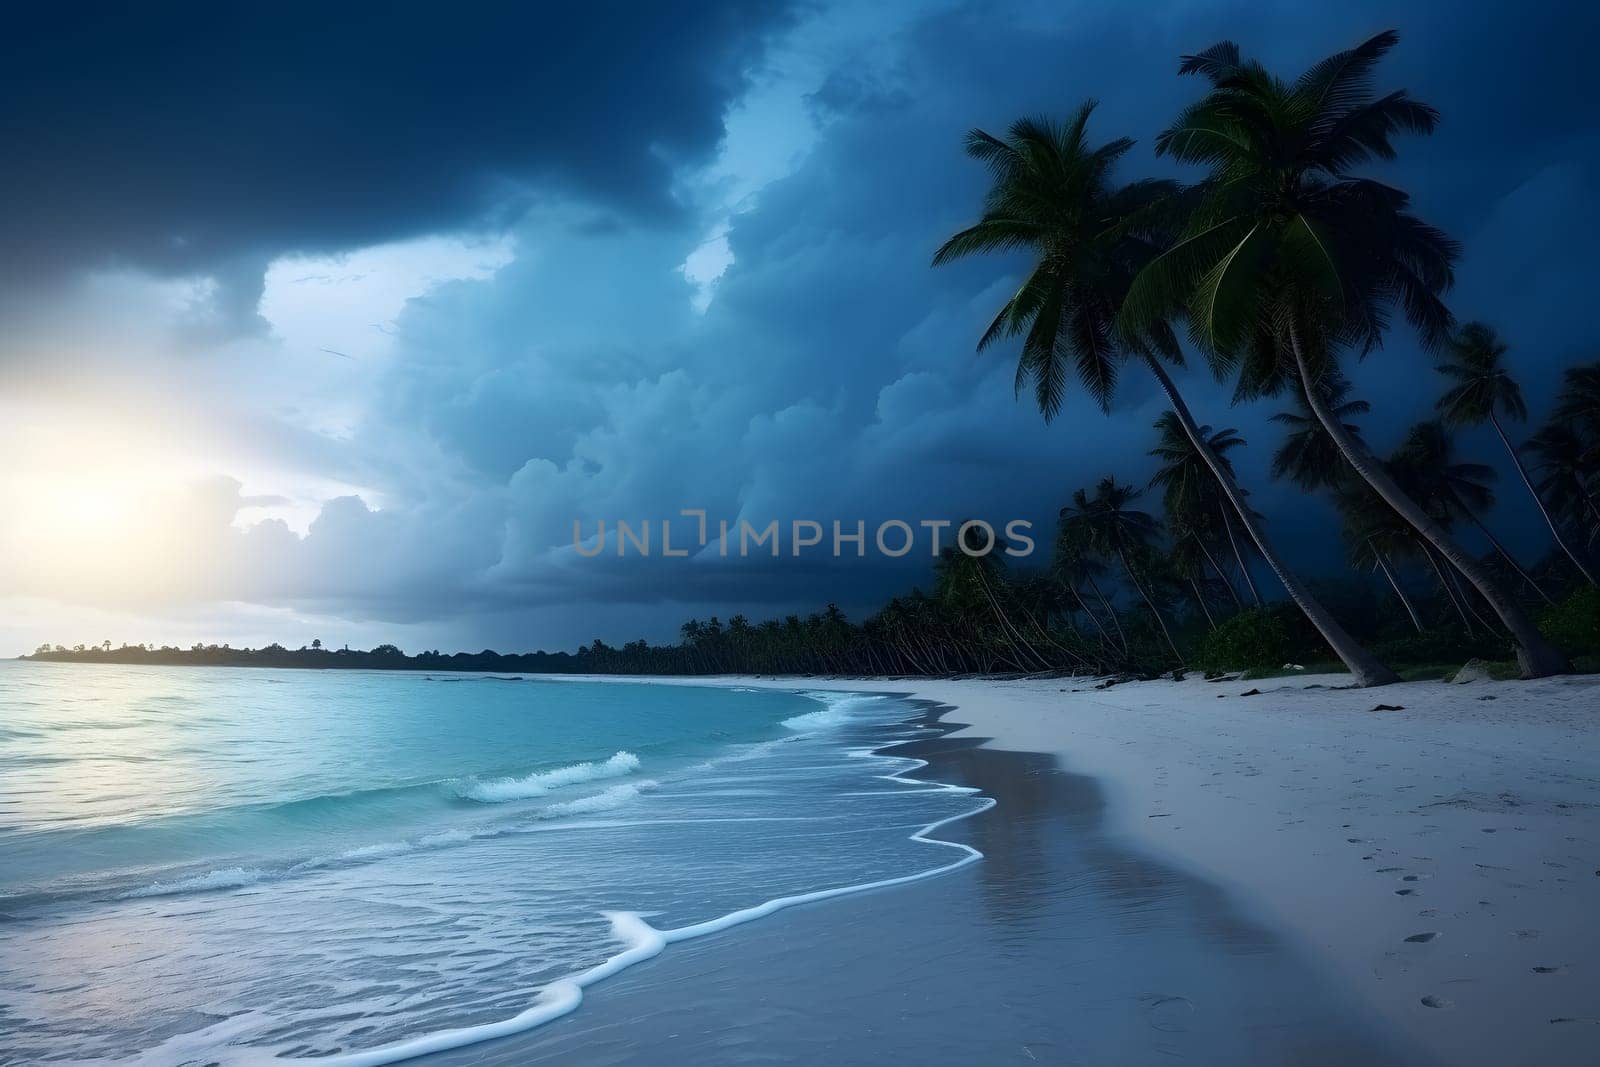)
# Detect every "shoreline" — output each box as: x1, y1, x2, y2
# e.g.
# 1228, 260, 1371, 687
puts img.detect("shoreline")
546, 670, 1600, 1065
427, 687, 1417, 1065
320, 692, 994, 1066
